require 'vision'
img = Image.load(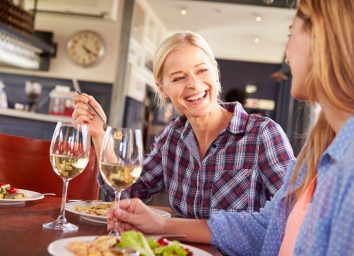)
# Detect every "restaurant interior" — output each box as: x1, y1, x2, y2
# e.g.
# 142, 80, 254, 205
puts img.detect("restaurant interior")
0, 0, 316, 255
